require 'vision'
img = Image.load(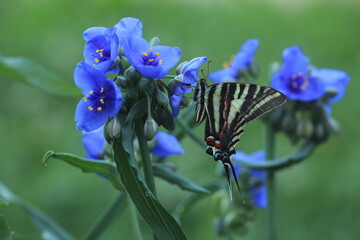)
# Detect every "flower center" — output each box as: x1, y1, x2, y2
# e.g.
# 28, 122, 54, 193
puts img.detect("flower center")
141, 48, 163, 66
289, 72, 309, 91
92, 49, 110, 67
84, 87, 106, 112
